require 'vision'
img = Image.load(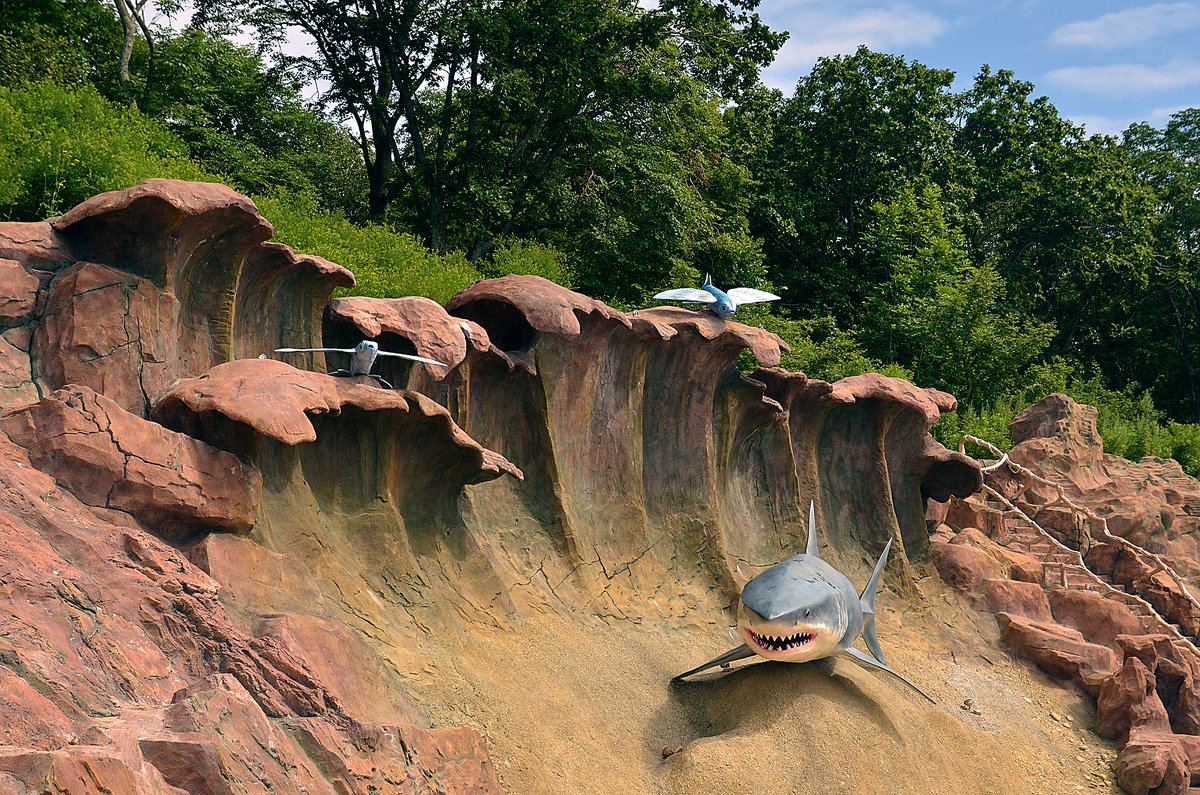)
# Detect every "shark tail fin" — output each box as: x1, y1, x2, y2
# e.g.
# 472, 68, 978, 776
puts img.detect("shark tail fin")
703, 273, 712, 286
805, 500, 820, 558
859, 537, 893, 665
